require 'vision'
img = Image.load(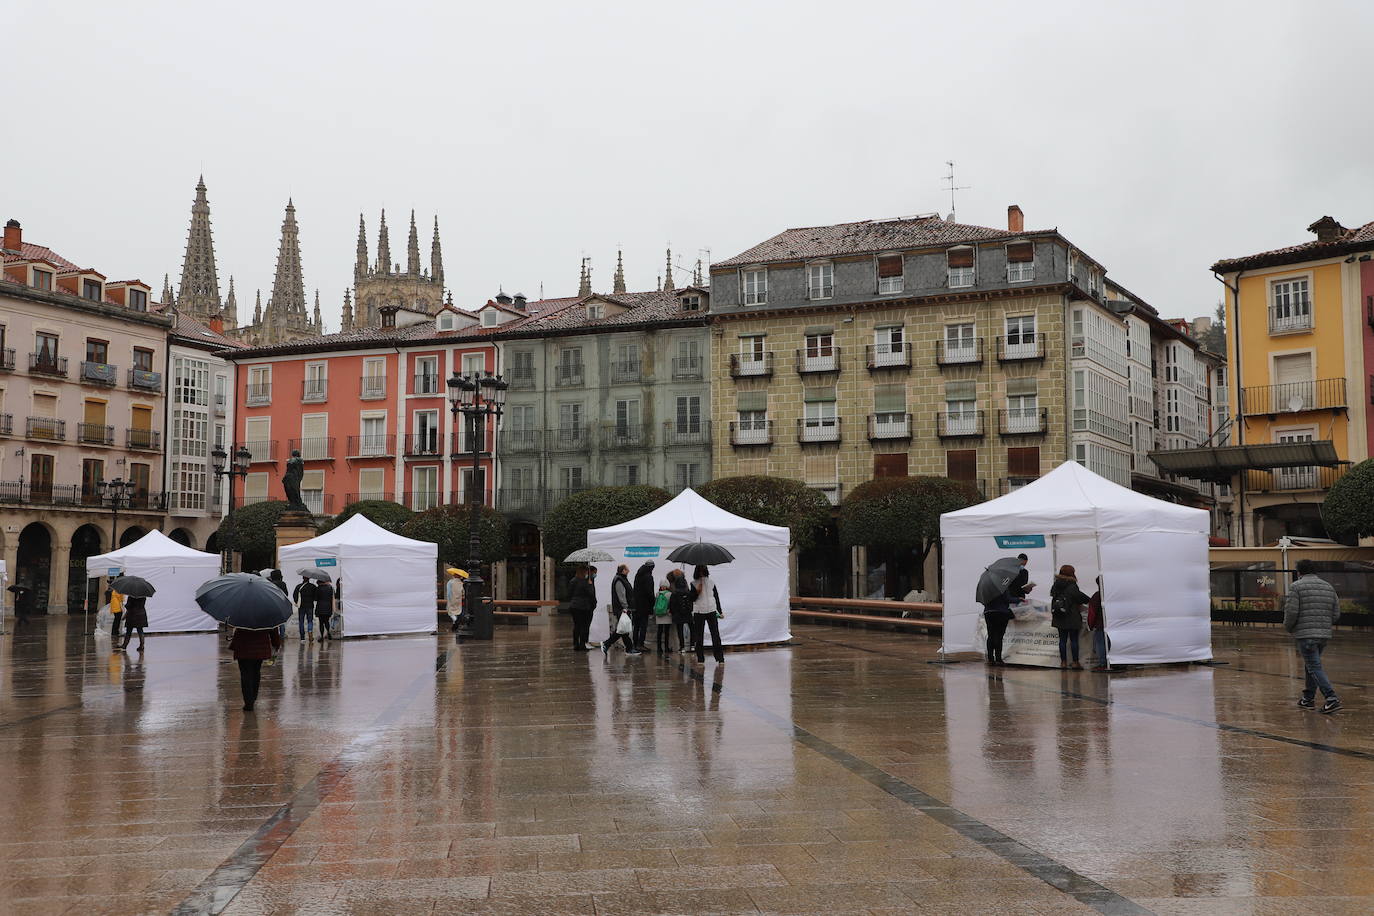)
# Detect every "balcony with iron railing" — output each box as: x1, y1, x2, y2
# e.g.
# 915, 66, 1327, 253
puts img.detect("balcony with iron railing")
867, 413, 912, 441
360, 375, 387, 400
672, 356, 704, 380
402, 490, 443, 512
244, 439, 279, 463
796, 347, 840, 375
289, 437, 336, 461
347, 434, 396, 458
78, 422, 115, 445
996, 336, 1043, 362
662, 420, 711, 447
729, 352, 773, 378
0, 348, 13, 371
497, 488, 544, 514
403, 432, 443, 457
29, 353, 68, 377
998, 407, 1049, 436
246, 383, 271, 406
509, 367, 536, 390
344, 491, 395, 505
1269, 303, 1313, 334
937, 338, 984, 367
601, 424, 650, 450
1243, 464, 1347, 493
301, 492, 336, 516
129, 368, 162, 392
80, 361, 118, 386
549, 425, 591, 452
451, 427, 492, 455
500, 429, 542, 454
0, 413, 11, 436
550, 486, 590, 507
797, 417, 841, 444
302, 379, 328, 402
213, 393, 227, 416
729, 420, 772, 447
611, 360, 641, 383
412, 374, 441, 396
1239, 378, 1346, 416
936, 410, 985, 439
554, 363, 585, 388
126, 428, 161, 450
0, 482, 166, 511
26, 416, 65, 441
866, 342, 912, 371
